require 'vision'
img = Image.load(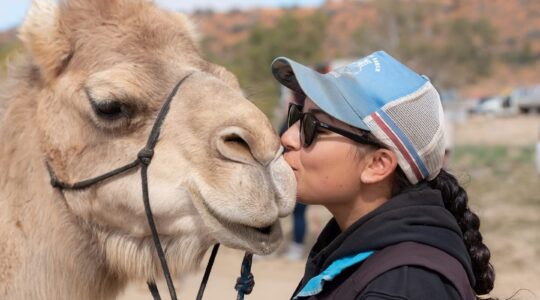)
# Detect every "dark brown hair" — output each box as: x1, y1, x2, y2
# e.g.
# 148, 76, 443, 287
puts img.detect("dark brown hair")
391, 167, 495, 298
357, 133, 496, 299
